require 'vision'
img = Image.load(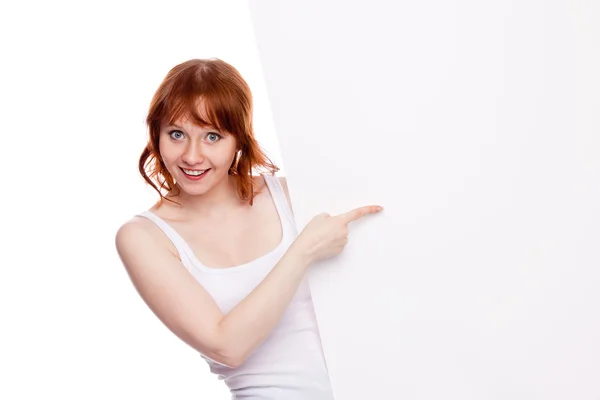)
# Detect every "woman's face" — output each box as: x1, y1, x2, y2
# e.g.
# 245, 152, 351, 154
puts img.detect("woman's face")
159, 115, 238, 196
